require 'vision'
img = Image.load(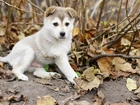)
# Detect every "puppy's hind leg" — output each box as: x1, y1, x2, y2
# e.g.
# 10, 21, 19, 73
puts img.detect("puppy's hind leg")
33, 68, 61, 79
12, 47, 35, 81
